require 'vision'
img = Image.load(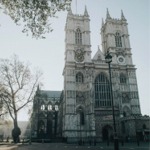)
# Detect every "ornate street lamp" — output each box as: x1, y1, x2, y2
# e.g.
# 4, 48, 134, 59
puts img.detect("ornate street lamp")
105, 52, 119, 150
